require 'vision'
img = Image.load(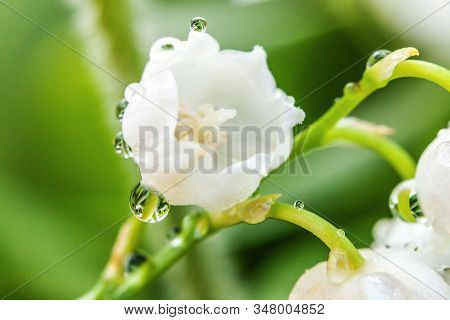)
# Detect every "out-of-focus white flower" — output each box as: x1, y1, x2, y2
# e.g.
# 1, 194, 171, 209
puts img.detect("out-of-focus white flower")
416, 128, 450, 234
122, 31, 304, 212
289, 219, 450, 300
